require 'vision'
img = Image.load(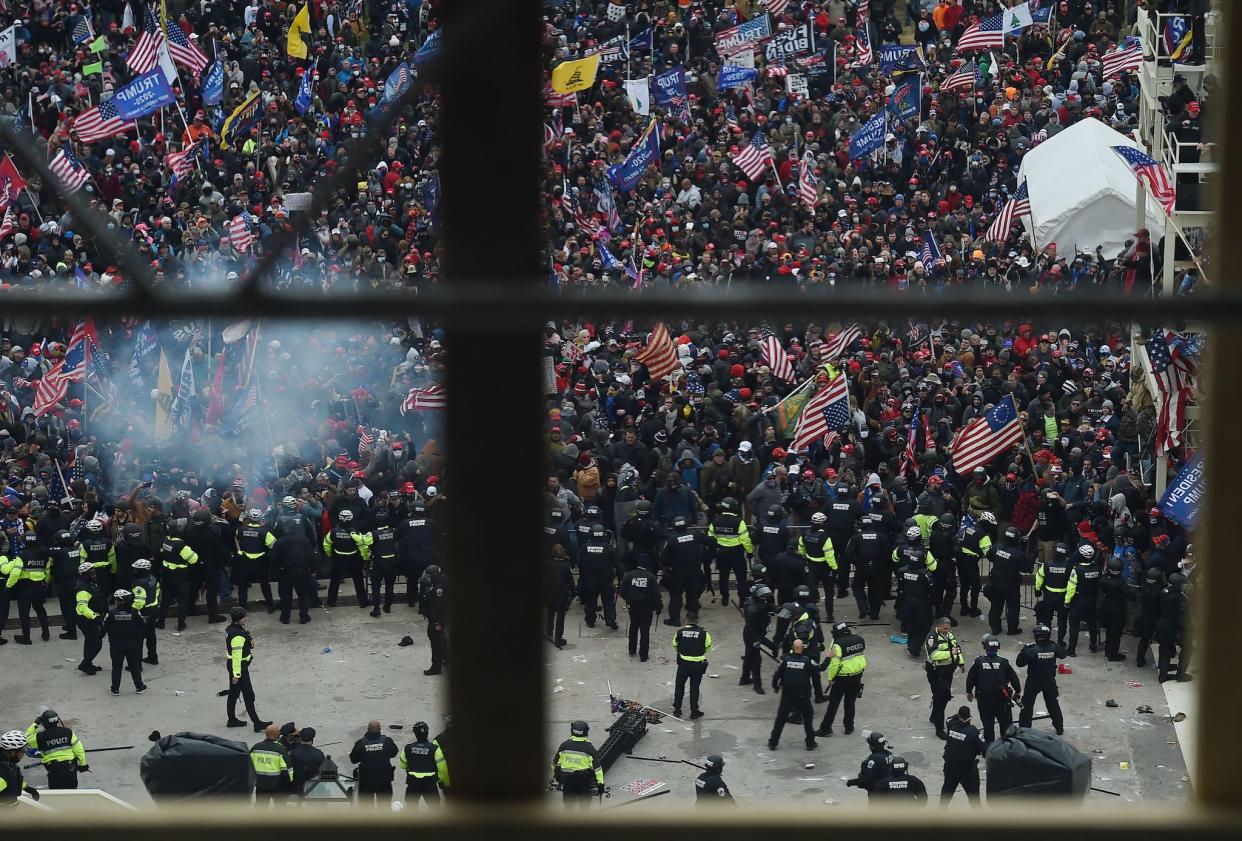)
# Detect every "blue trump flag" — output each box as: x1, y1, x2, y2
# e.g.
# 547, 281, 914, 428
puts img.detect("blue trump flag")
114, 69, 177, 120
608, 119, 659, 192
295, 65, 315, 114
1032, 3, 1052, 24
1159, 452, 1204, 528
598, 240, 623, 271
848, 112, 886, 159
384, 61, 413, 102
652, 66, 688, 122
414, 29, 441, 66
202, 56, 224, 106
717, 64, 758, 91
886, 74, 921, 121
878, 44, 921, 74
